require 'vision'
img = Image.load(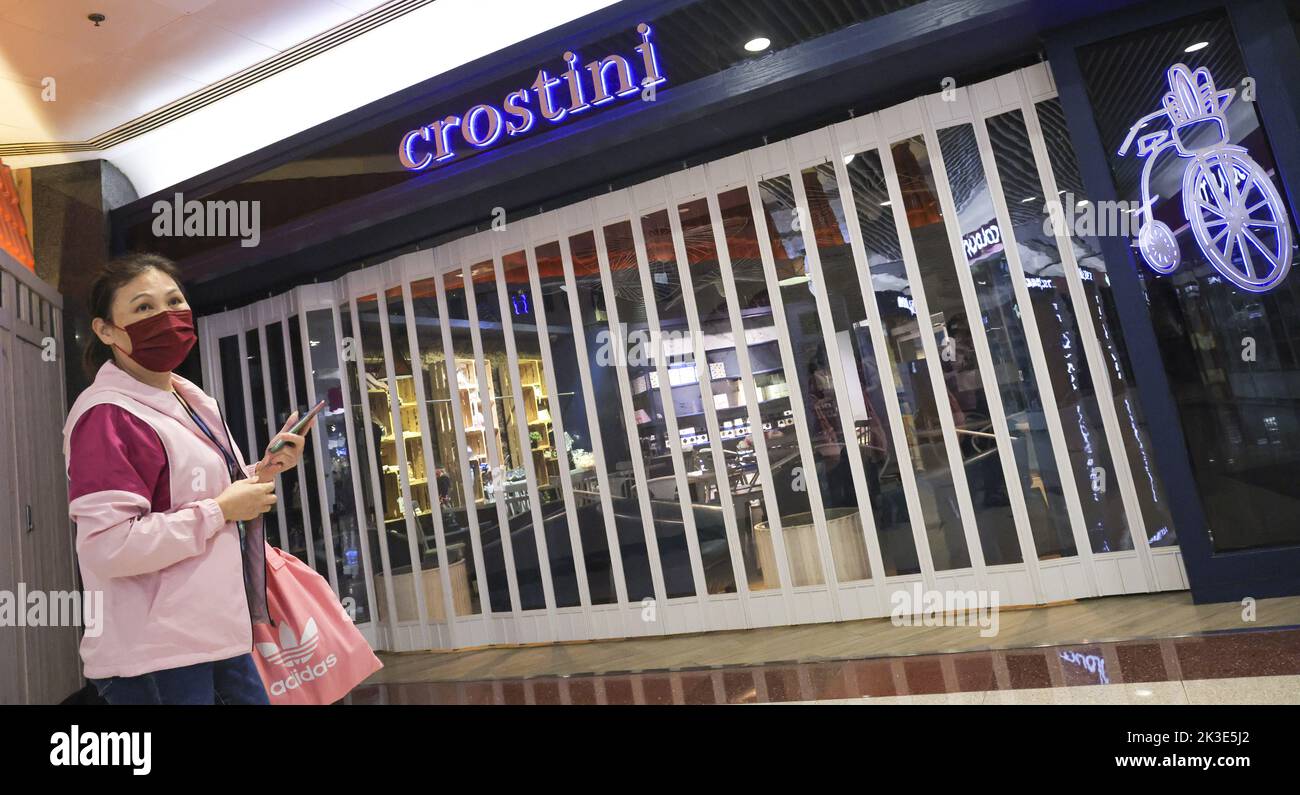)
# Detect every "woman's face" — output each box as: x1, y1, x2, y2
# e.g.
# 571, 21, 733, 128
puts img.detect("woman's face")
92, 268, 189, 356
